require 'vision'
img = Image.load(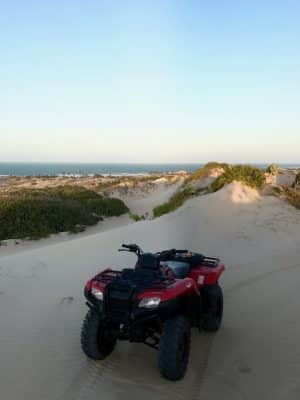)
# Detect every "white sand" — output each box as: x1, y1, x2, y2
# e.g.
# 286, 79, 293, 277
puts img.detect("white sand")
265, 170, 297, 187
0, 182, 300, 400
188, 167, 225, 190
109, 178, 183, 217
